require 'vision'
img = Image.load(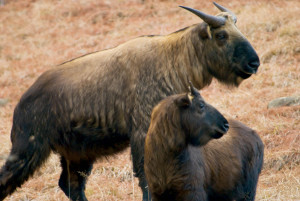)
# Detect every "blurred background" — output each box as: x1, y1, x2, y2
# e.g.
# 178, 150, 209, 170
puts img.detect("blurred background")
0, 0, 299, 200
